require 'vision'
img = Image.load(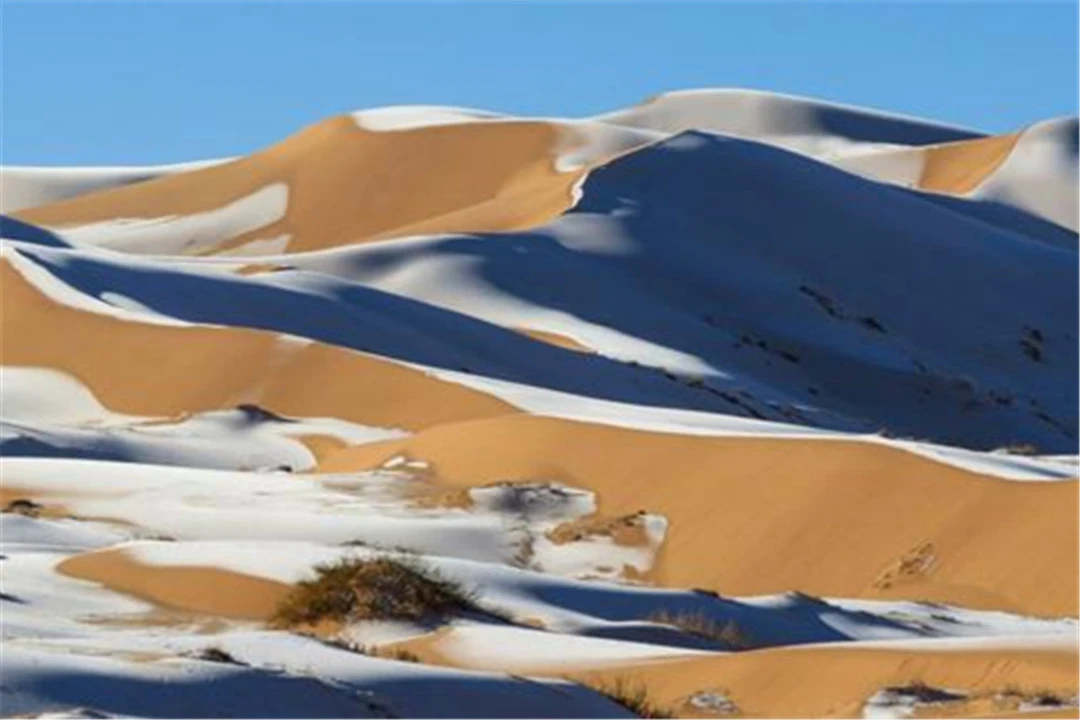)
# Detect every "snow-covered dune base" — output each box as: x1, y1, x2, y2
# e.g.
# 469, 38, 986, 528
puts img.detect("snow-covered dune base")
3, 454, 1077, 719
1, 88, 1076, 719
